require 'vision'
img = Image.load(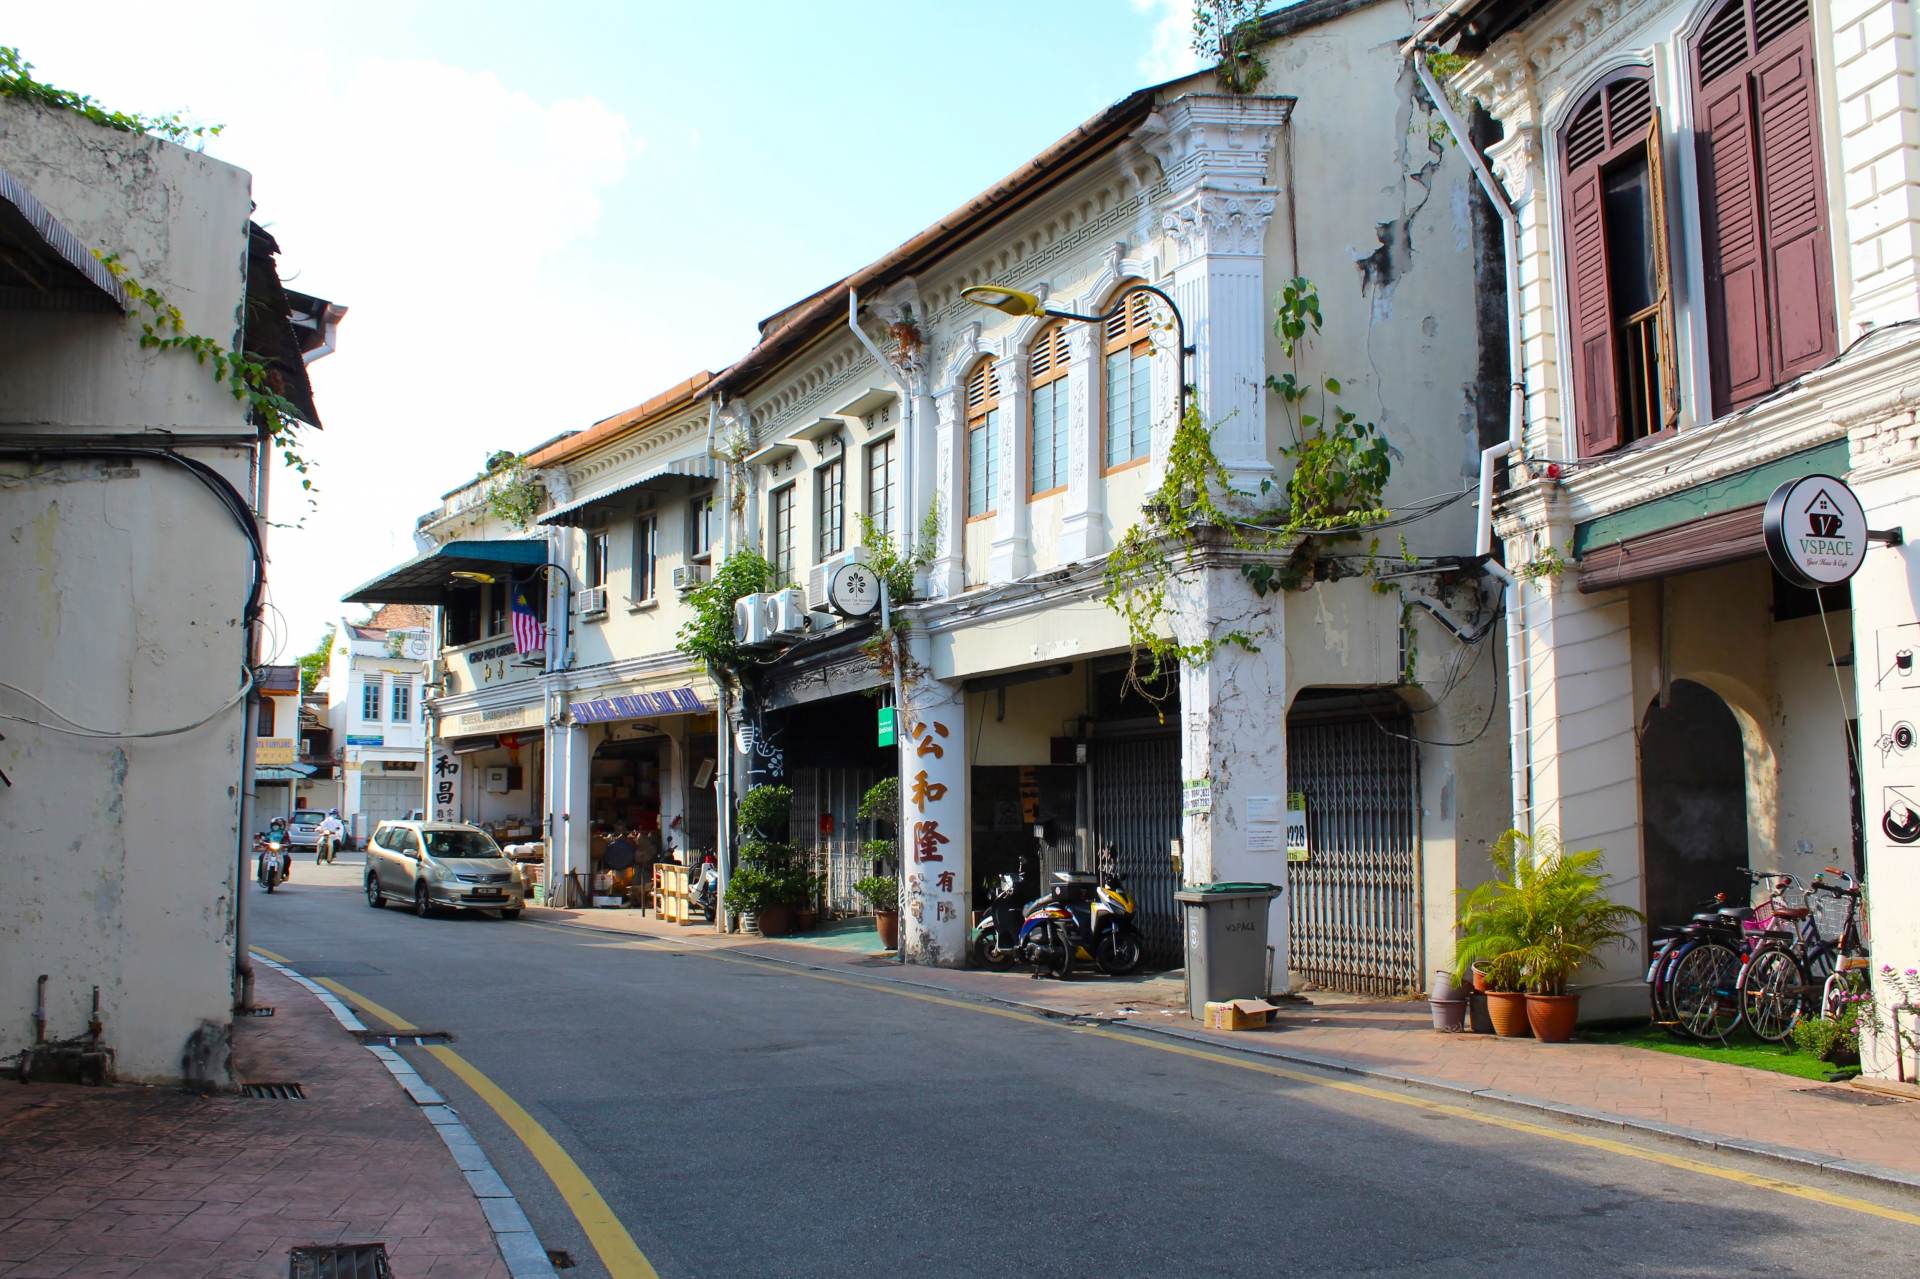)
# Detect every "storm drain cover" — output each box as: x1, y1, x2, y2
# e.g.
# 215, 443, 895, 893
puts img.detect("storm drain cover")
240, 1081, 307, 1100
243, 1007, 276, 1017
353, 1030, 451, 1047
288, 1242, 391, 1278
